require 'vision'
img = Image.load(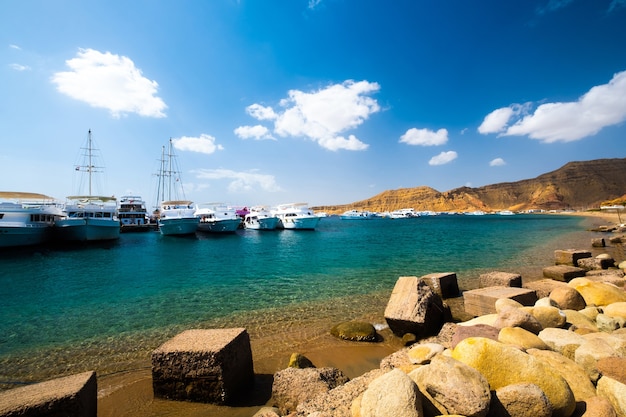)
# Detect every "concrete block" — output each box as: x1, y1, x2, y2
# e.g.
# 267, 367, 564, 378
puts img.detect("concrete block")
420, 272, 460, 298
554, 249, 591, 266
479, 271, 522, 288
543, 265, 586, 282
463, 286, 538, 317
152, 328, 254, 404
0, 371, 96, 417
